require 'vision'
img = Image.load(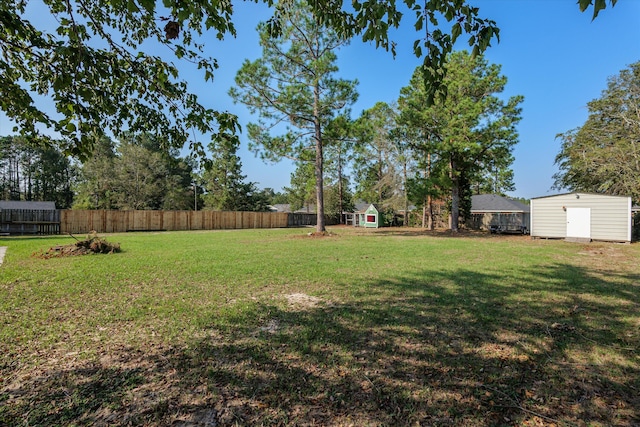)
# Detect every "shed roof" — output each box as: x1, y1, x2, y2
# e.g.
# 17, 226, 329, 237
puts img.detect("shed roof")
531, 192, 630, 201
0, 200, 56, 210
353, 202, 367, 212
355, 203, 384, 213
294, 205, 316, 214
270, 204, 291, 213
471, 194, 529, 213
269, 204, 318, 213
